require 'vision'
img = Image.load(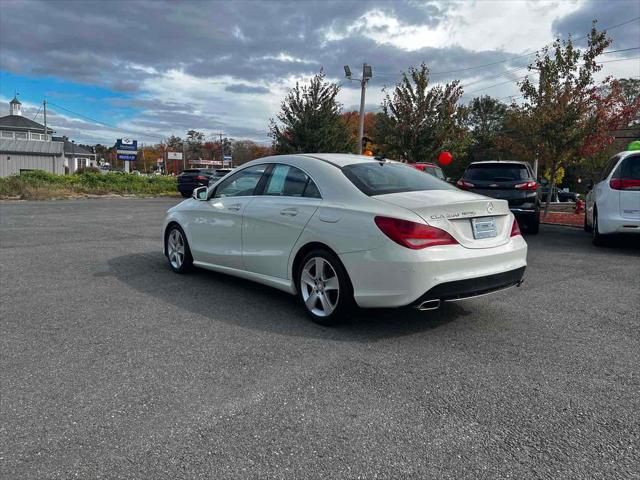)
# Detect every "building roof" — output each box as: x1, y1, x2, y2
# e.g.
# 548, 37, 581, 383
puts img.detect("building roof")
10, 96, 21, 105
52, 136, 96, 156
0, 114, 54, 133
0, 139, 64, 156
